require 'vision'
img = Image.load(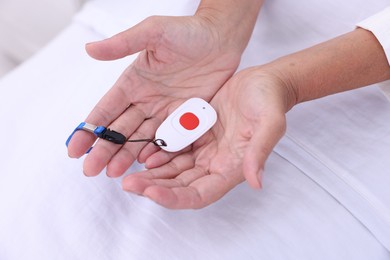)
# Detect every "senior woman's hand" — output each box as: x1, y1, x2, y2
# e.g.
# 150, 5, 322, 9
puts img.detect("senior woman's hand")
67, 0, 263, 177
122, 67, 290, 209
122, 28, 390, 209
